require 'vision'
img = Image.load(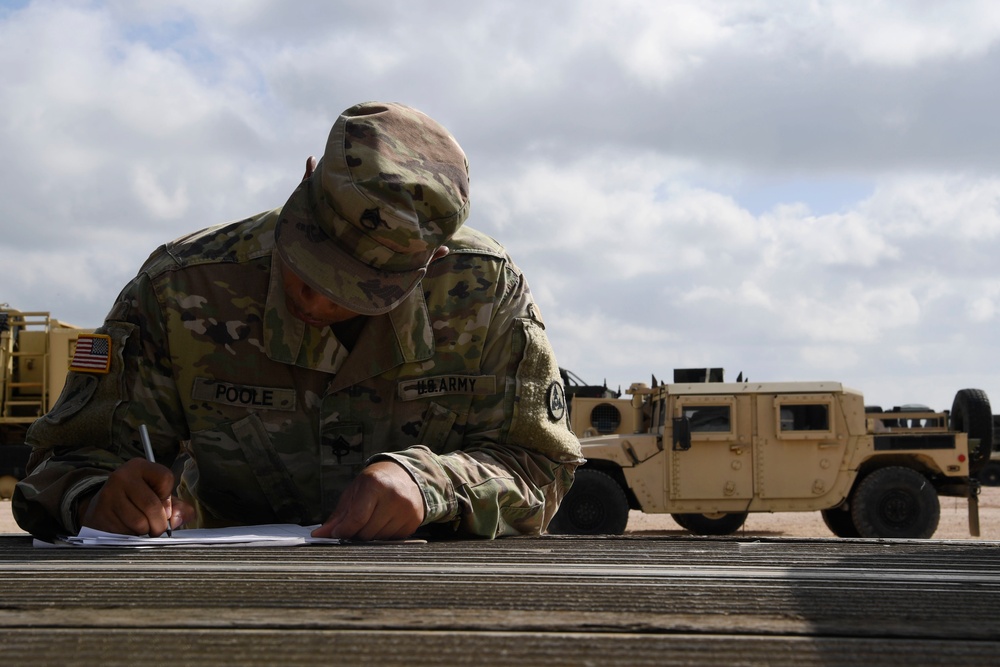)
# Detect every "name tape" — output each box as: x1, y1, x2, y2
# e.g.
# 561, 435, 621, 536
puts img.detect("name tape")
192, 377, 296, 411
